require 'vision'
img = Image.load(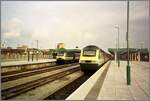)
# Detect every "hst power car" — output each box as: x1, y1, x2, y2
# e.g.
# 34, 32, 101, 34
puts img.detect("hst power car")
79, 45, 110, 72
56, 49, 80, 64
